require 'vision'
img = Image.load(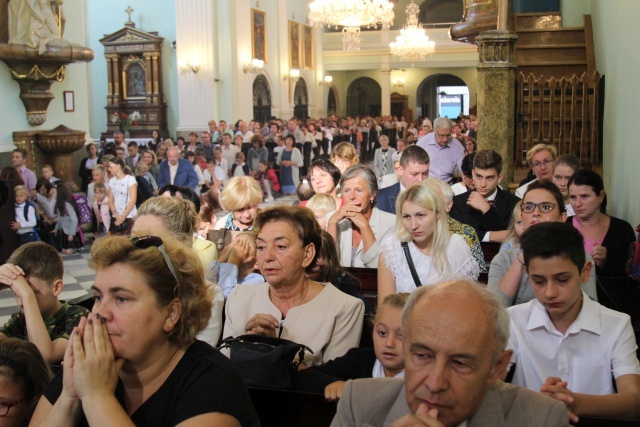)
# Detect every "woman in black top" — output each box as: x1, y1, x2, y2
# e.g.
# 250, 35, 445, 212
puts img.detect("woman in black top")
31, 234, 259, 427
